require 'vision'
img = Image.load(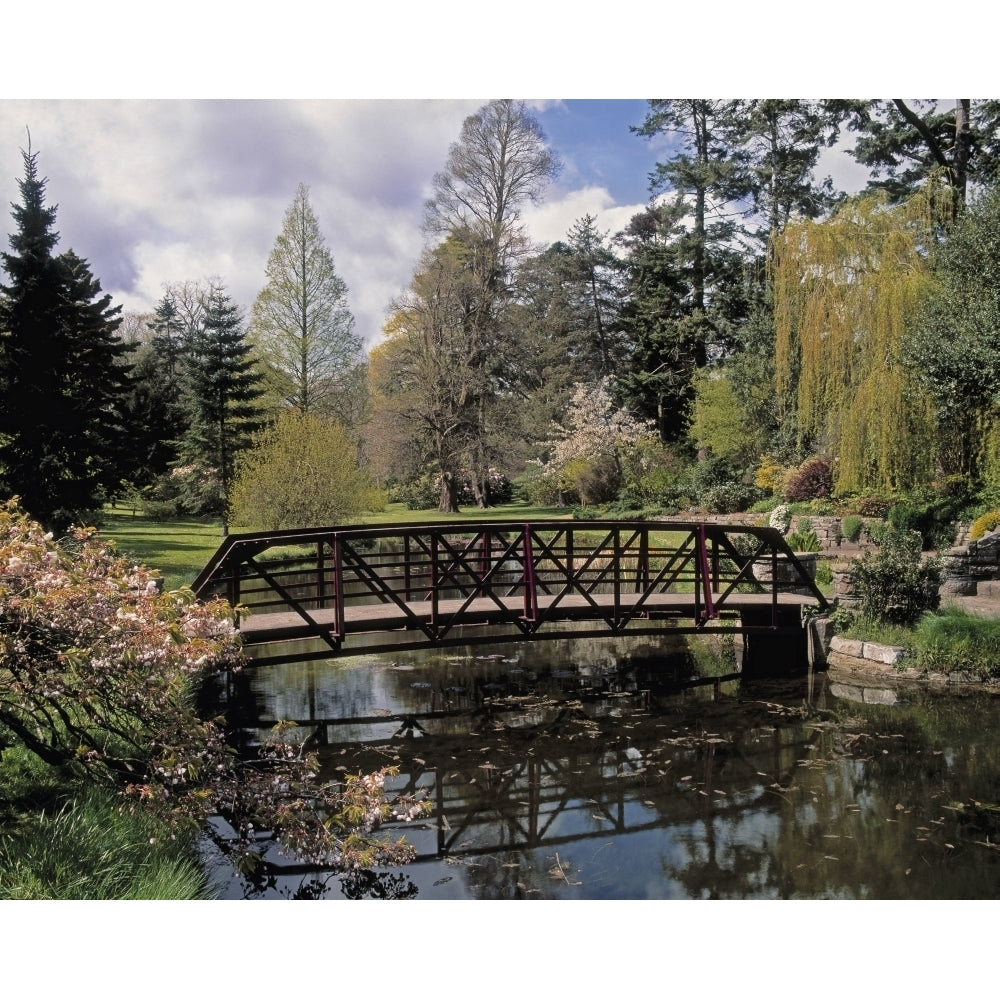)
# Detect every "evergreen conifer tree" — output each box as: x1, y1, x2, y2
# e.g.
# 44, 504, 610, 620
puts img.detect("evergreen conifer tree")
0, 145, 131, 530
177, 282, 265, 530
